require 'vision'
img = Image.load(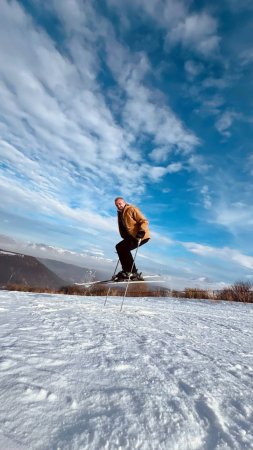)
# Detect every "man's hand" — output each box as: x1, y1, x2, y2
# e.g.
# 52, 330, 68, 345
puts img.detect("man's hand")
136, 230, 145, 239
